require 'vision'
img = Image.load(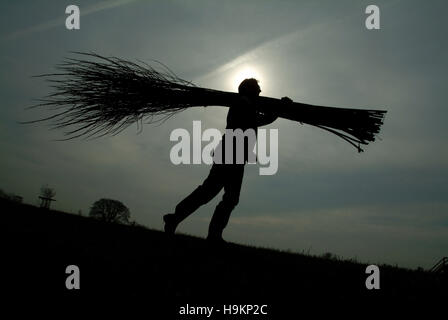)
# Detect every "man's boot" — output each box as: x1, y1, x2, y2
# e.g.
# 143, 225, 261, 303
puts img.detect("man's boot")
163, 213, 179, 235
